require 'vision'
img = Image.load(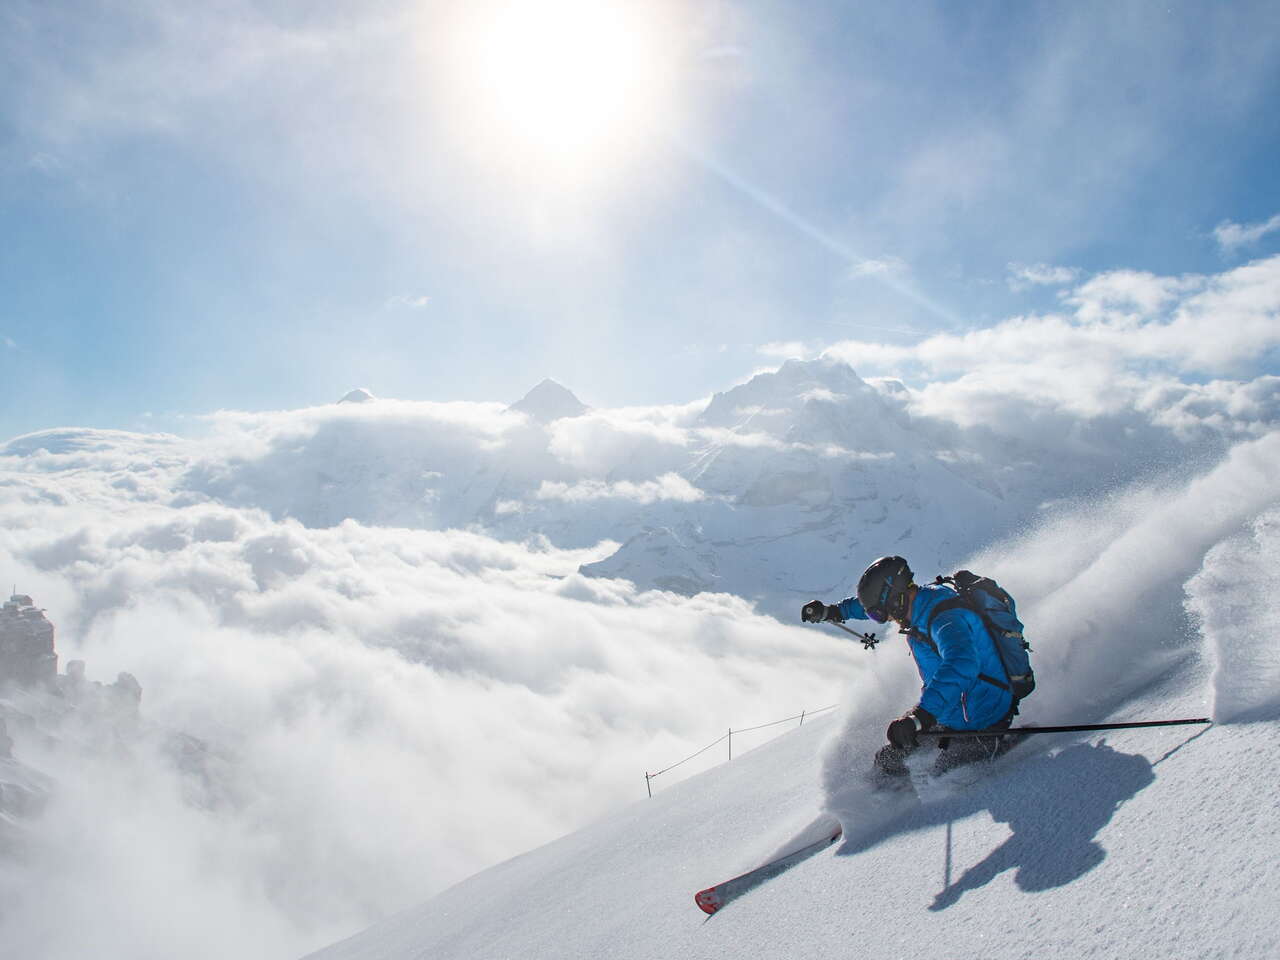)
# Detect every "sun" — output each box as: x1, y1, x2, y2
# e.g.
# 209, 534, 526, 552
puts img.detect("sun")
449, 0, 675, 174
